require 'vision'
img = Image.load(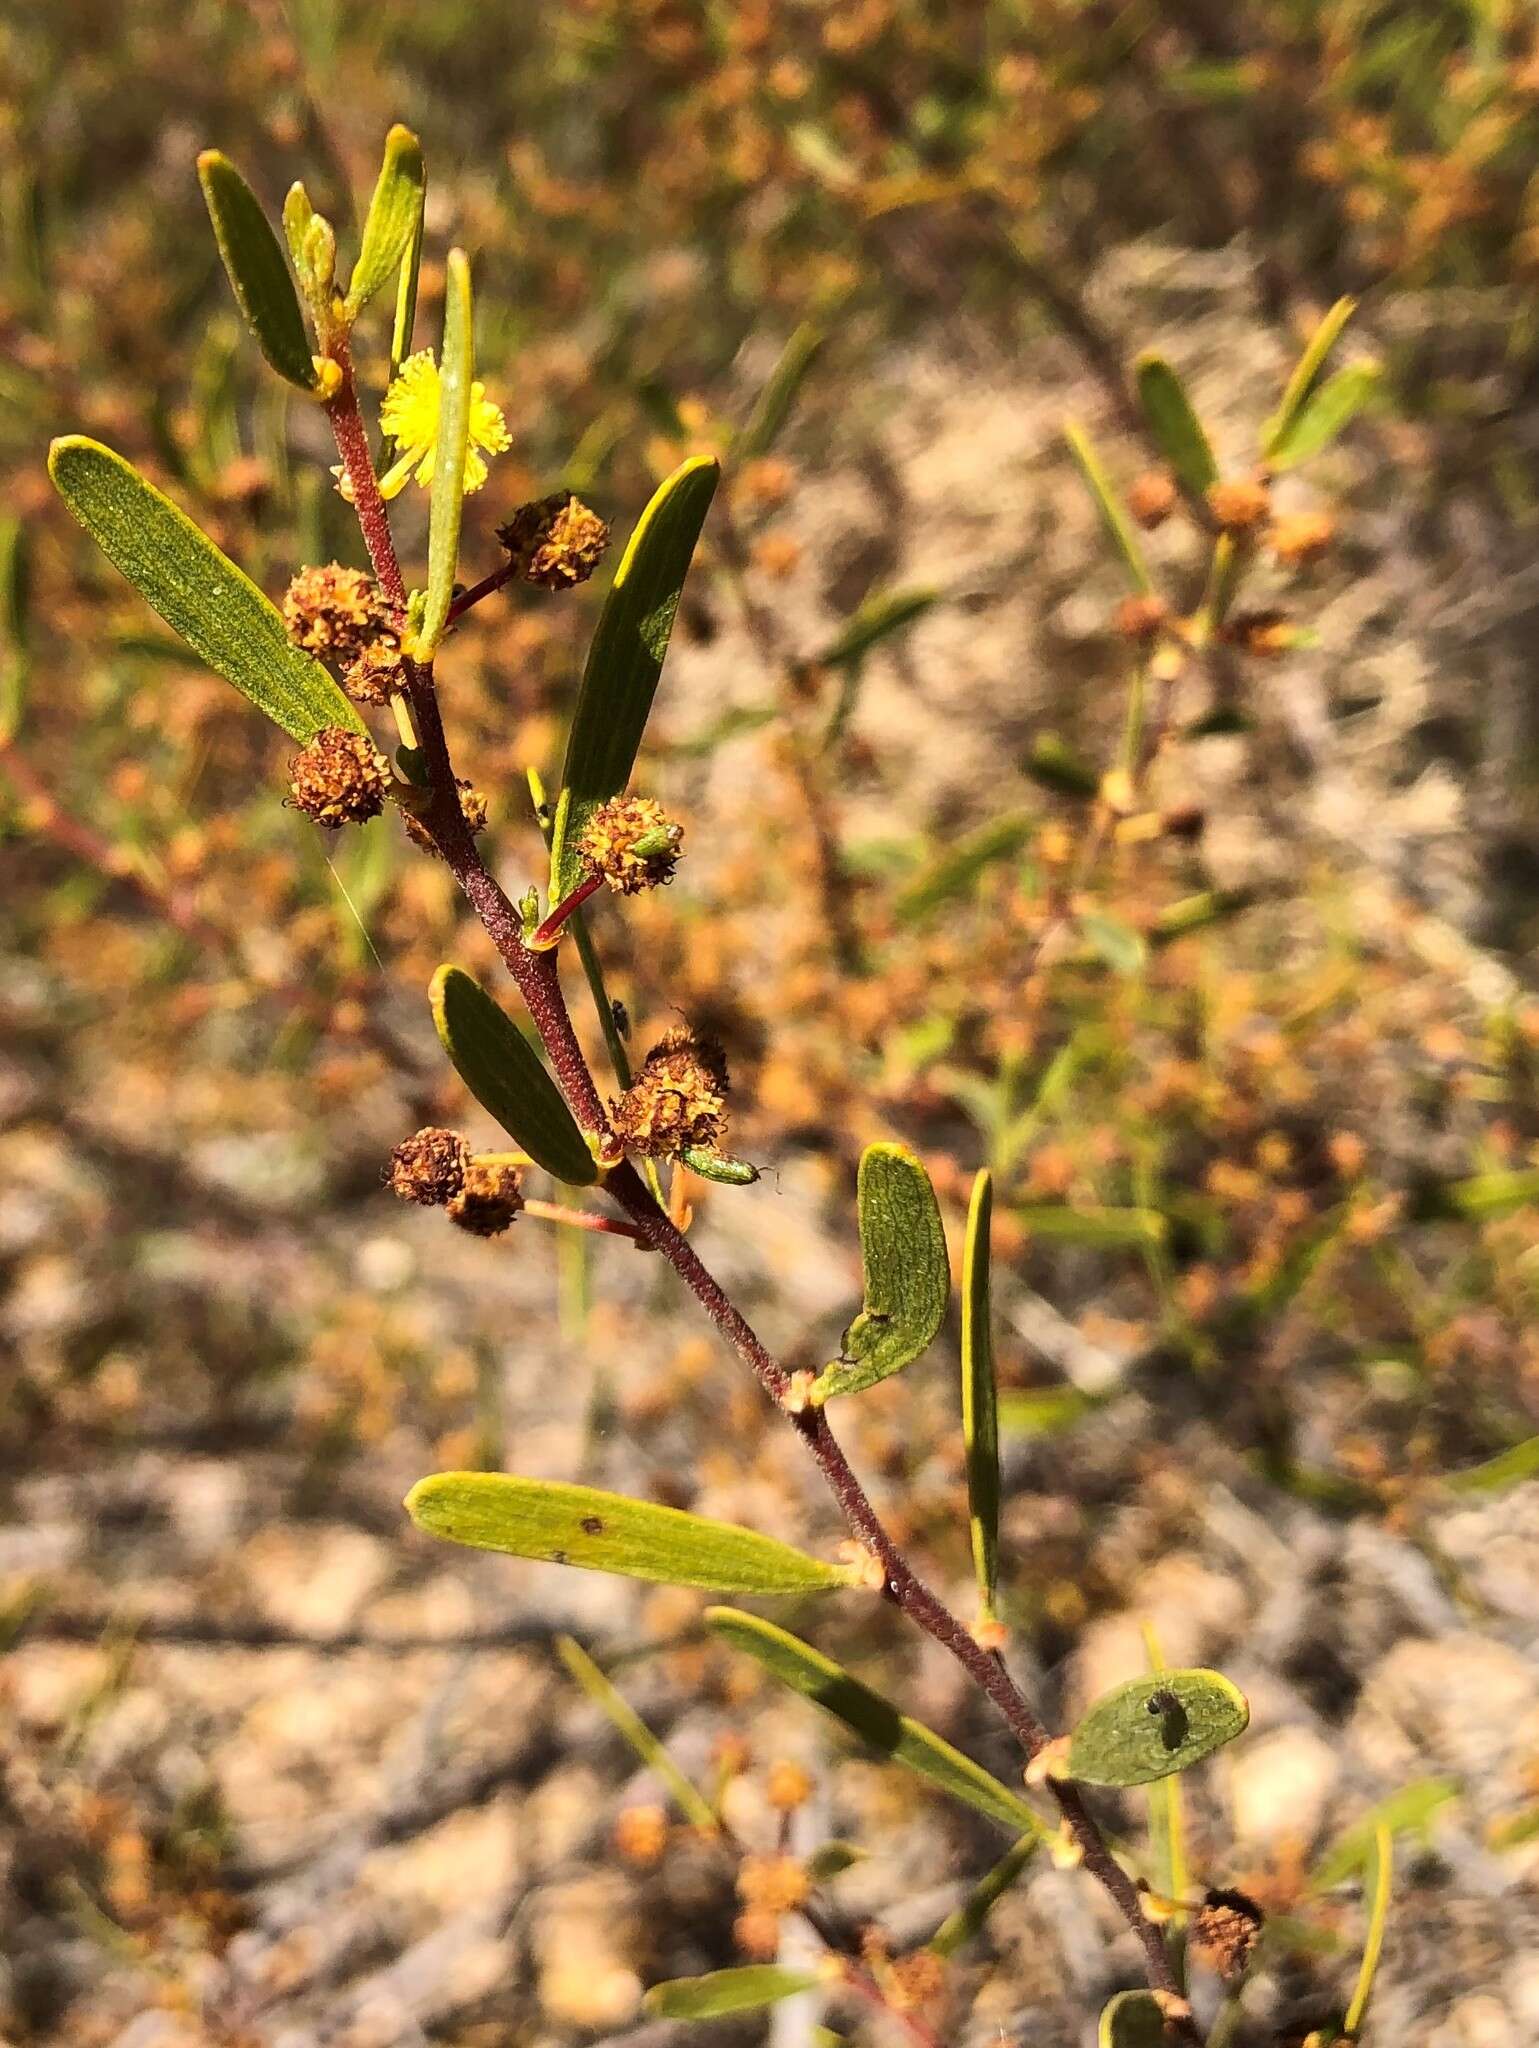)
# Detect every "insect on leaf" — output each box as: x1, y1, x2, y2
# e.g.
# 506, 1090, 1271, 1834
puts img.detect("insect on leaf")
811, 1142, 949, 1403
197, 151, 318, 390
644, 1967, 824, 2020
1067, 1668, 1249, 1787
961, 1169, 1001, 1622
430, 965, 598, 1184
417, 247, 473, 657
407, 1474, 856, 1594
548, 455, 720, 898
47, 438, 364, 743
1134, 354, 1218, 497
346, 124, 425, 316
705, 1607, 1046, 1837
